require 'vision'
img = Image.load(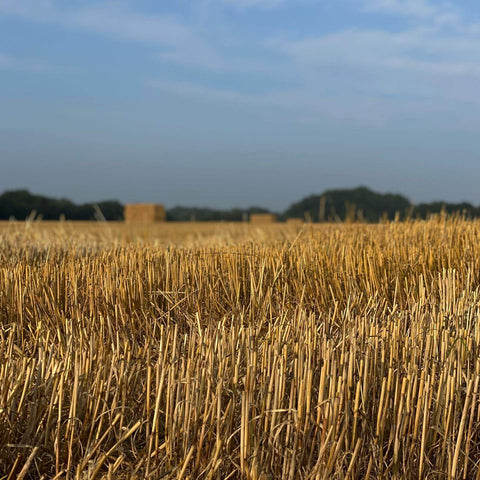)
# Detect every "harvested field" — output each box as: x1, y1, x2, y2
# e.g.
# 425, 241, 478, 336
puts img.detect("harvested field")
1, 218, 480, 479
